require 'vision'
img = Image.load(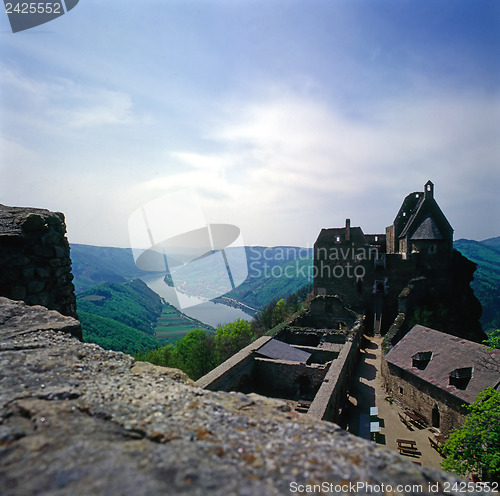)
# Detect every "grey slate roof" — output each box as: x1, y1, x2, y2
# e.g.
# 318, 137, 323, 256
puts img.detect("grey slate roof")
385, 325, 500, 404
256, 339, 311, 362
410, 216, 444, 240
